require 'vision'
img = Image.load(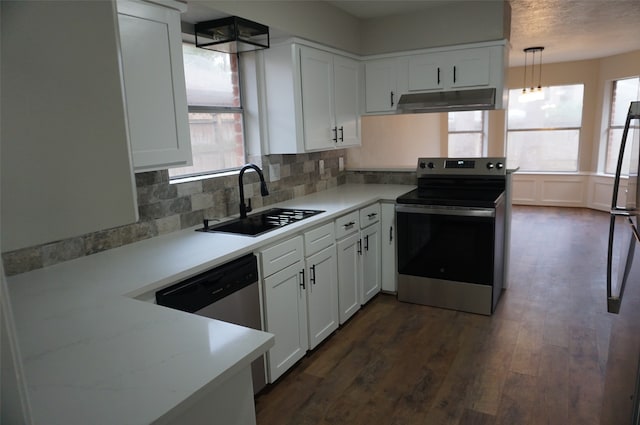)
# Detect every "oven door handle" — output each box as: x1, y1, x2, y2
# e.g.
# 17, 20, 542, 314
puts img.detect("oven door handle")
395, 204, 496, 218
